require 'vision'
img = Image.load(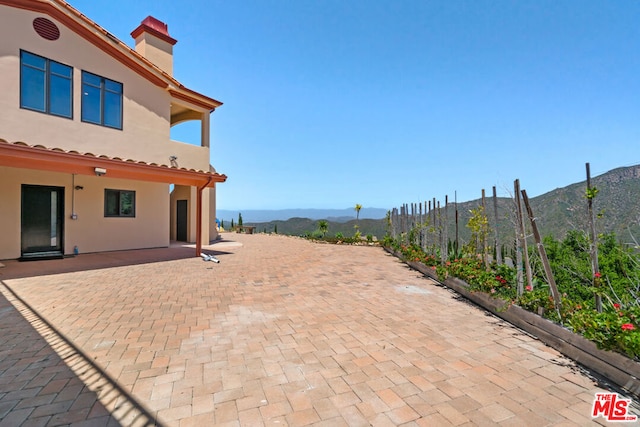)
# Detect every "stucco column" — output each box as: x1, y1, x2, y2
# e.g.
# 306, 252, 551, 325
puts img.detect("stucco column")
195, 178, 212, 256
201, 111, 210, 148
